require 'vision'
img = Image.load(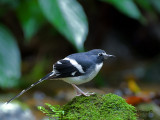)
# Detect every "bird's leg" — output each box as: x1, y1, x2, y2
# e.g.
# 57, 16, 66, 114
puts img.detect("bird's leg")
71, 84, 95, 96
